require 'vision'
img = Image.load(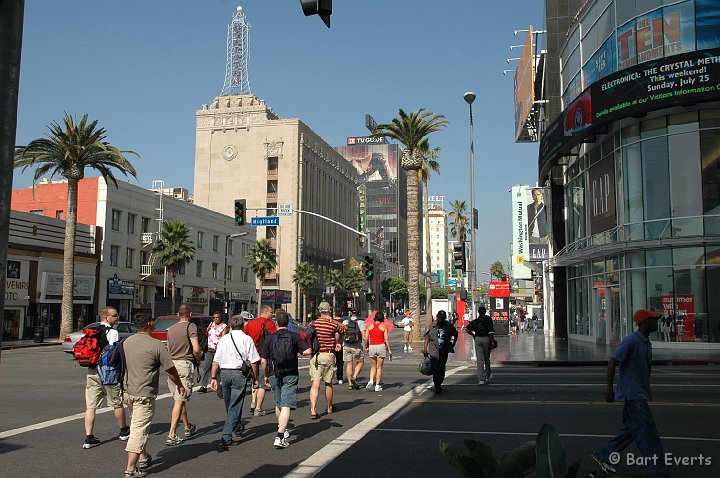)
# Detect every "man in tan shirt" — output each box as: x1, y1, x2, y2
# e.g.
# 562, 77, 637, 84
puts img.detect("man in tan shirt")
165, 304, 202, 446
